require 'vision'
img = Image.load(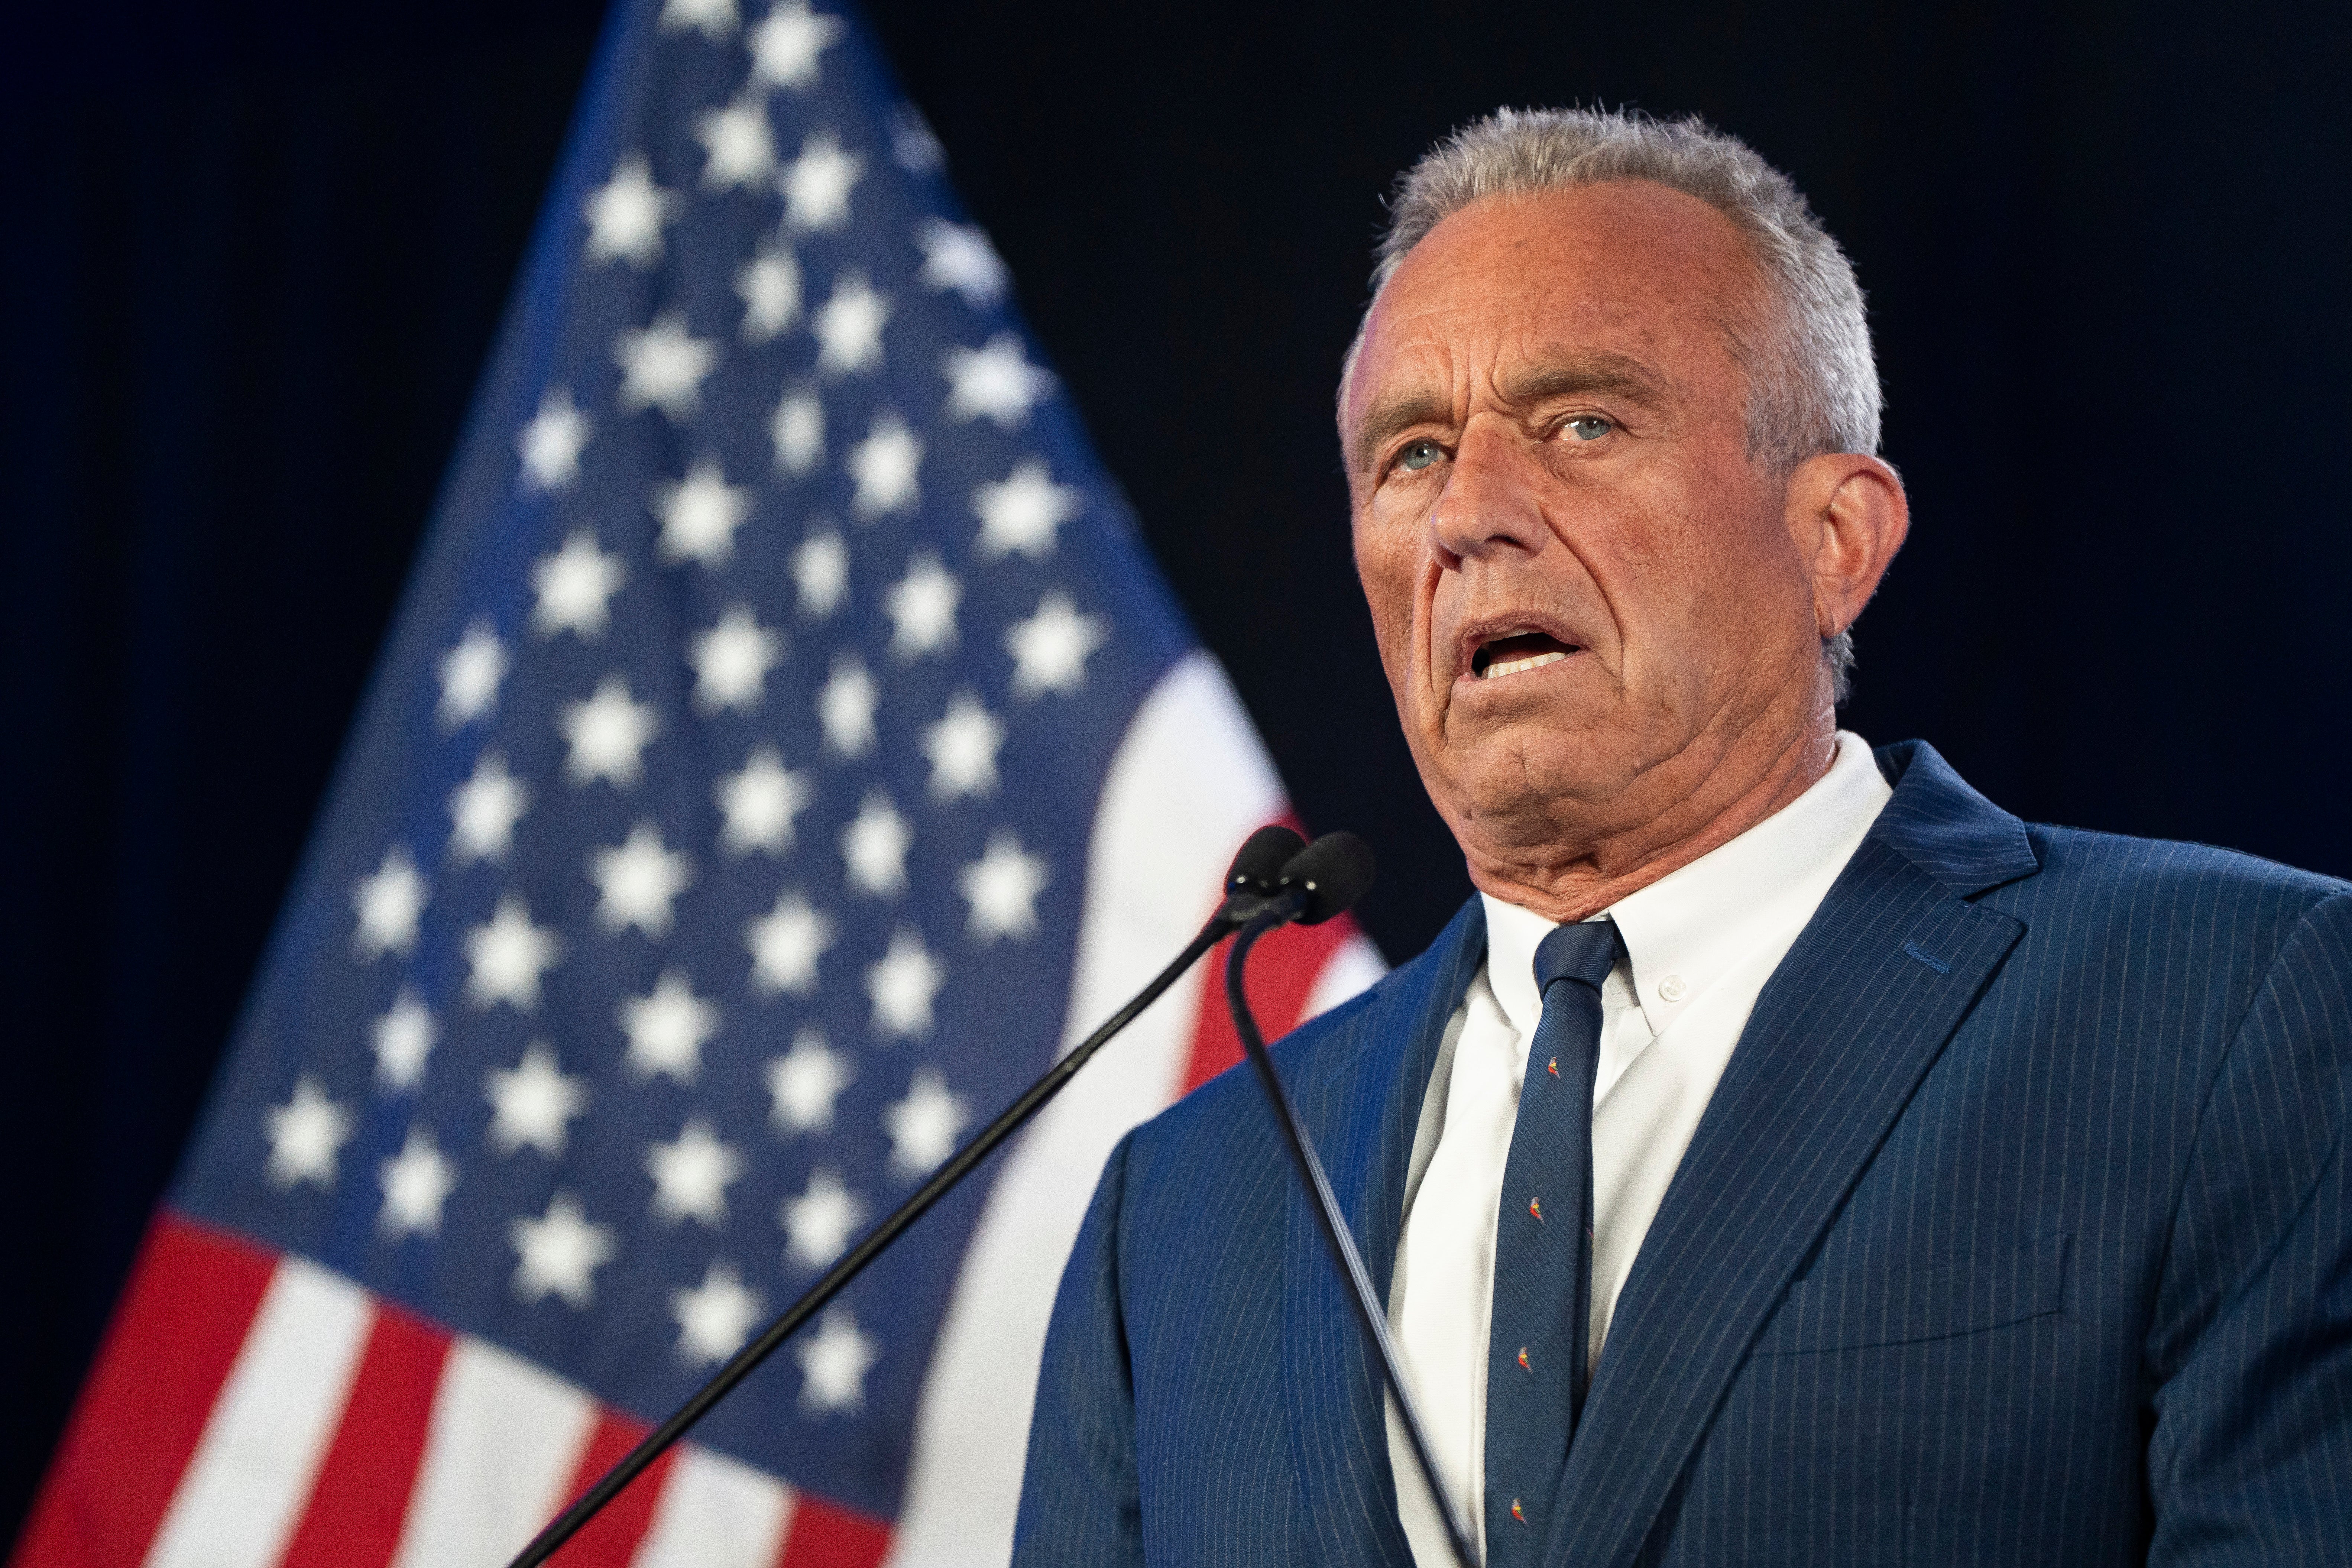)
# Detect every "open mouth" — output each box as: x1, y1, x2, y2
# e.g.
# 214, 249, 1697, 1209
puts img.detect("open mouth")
1469, 631, 1581, 680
